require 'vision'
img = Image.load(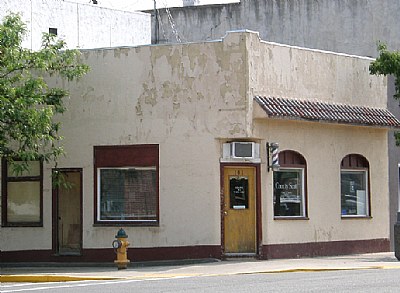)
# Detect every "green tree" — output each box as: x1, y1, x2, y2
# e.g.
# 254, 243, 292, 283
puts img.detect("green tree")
0, 13, 89, 170
370, 43, 400, 145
